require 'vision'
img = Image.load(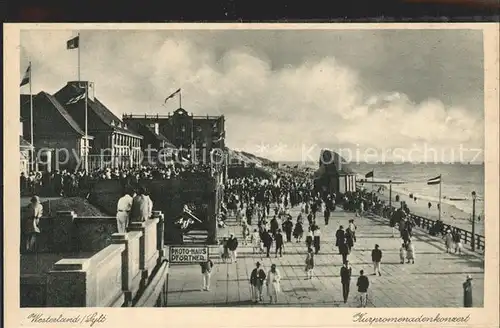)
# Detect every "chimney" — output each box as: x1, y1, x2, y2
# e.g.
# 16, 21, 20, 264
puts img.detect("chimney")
154, 123, 160, 135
